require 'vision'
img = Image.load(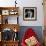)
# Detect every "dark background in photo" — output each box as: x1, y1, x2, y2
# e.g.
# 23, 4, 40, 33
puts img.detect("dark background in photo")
25, 9, 34, 18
